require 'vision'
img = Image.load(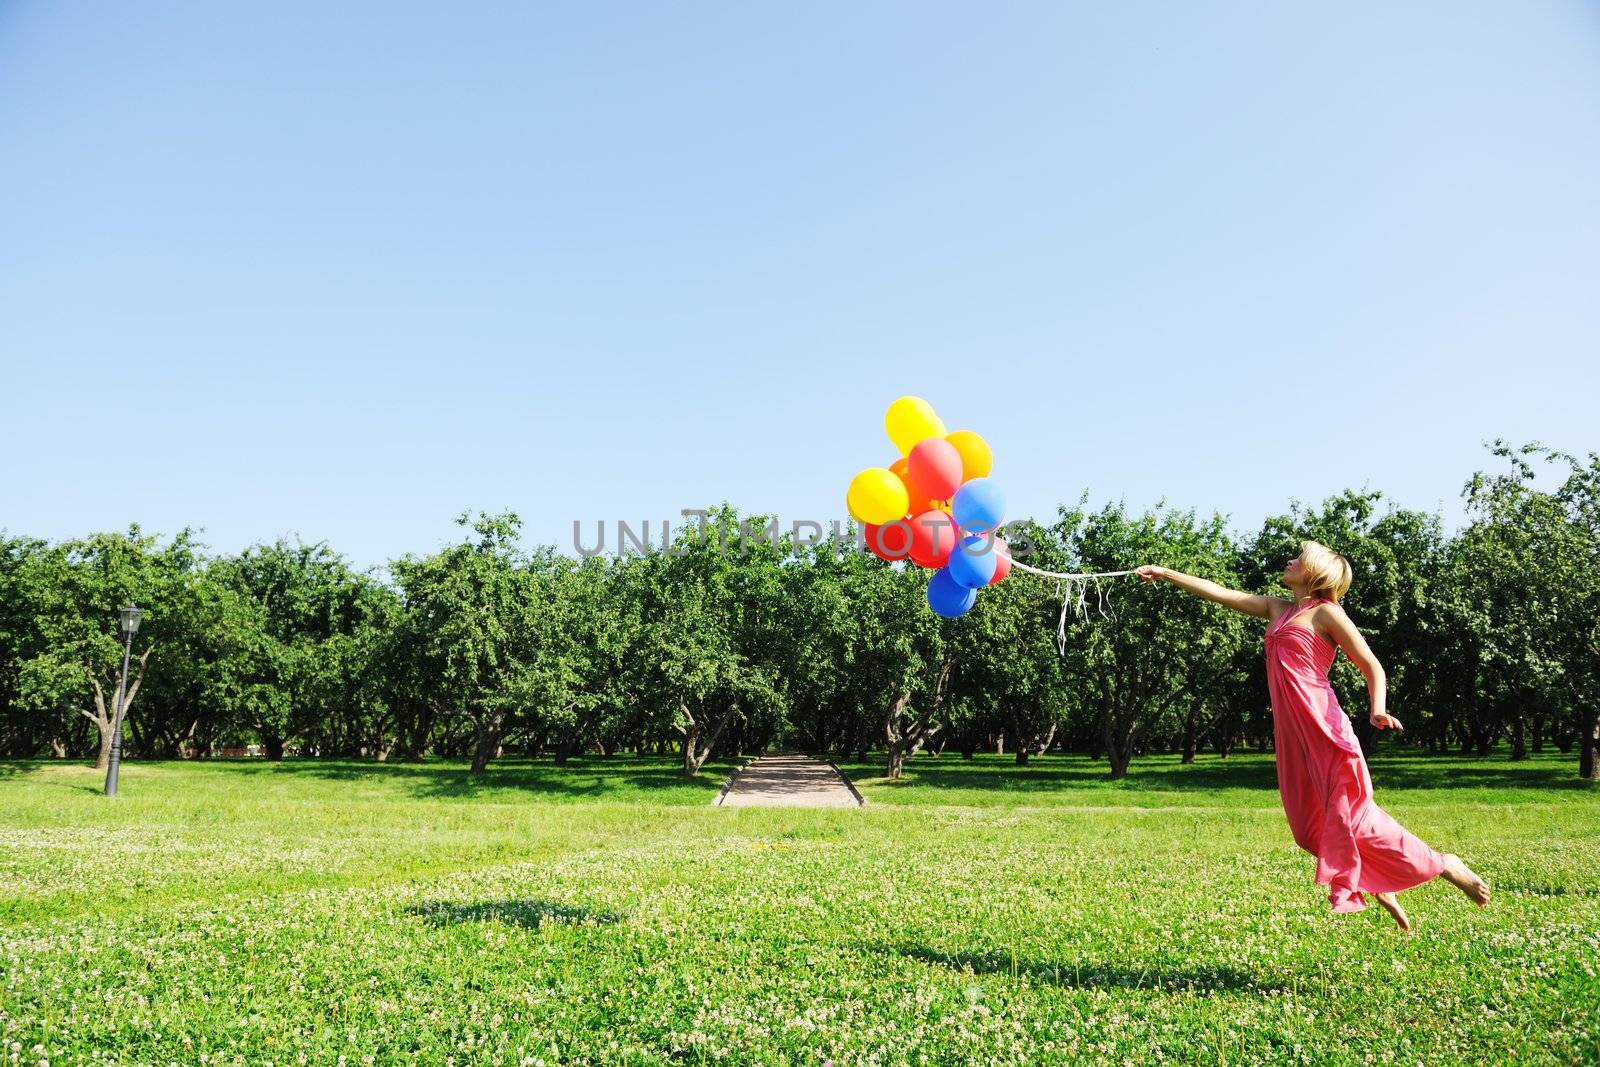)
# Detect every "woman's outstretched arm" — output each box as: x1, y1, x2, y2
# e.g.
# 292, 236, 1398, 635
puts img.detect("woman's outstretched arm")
1134, 565, 1283, 619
